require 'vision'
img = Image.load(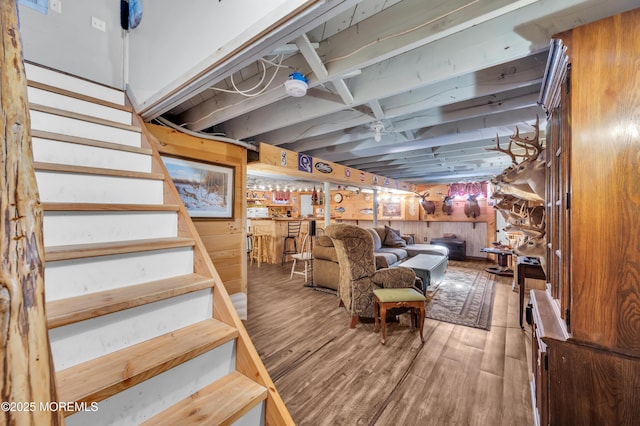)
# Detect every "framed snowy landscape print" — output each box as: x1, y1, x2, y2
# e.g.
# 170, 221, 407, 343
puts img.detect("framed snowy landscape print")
162, 156, 234, 218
